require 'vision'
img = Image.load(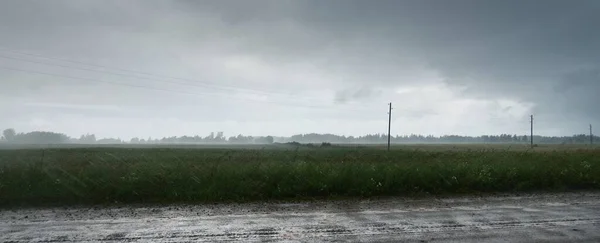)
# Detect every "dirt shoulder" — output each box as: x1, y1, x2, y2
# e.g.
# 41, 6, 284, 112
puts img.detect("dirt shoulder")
2, 191, 598, 221
2, 192, 600, 242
